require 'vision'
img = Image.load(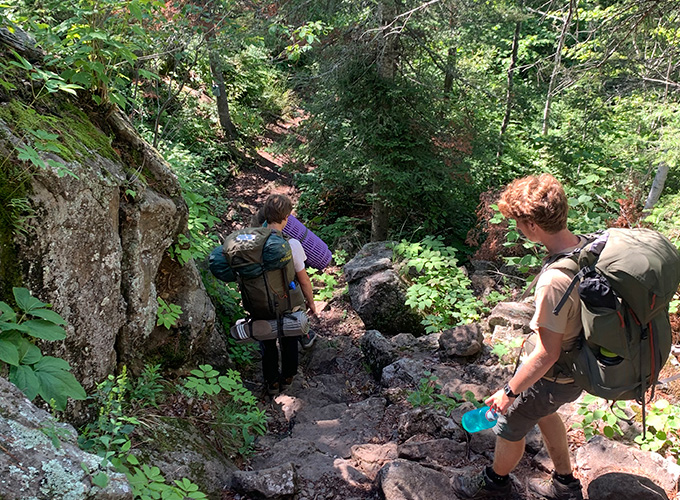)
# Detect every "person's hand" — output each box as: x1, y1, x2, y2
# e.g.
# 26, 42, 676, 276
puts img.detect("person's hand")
485, 388, 515, 415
